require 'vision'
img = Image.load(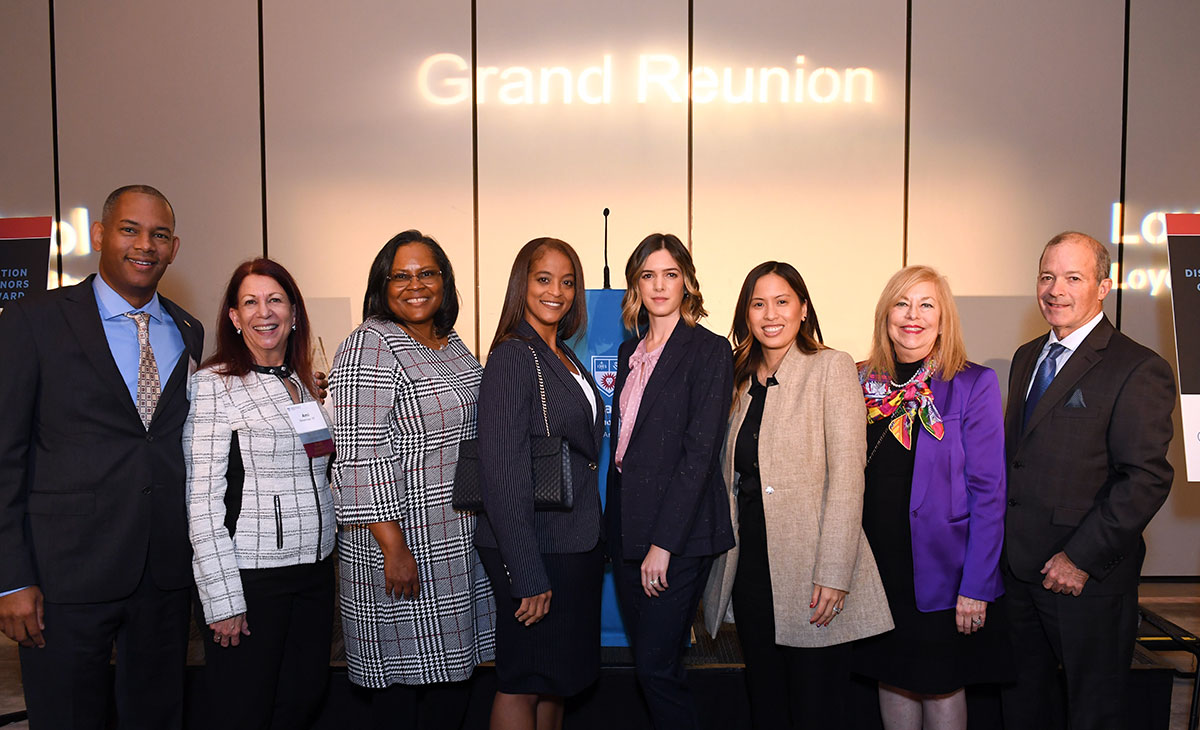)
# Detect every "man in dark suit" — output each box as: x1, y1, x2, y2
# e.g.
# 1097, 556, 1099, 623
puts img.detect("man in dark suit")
0, 185, 204, 728
1001, 231, 1176, 729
